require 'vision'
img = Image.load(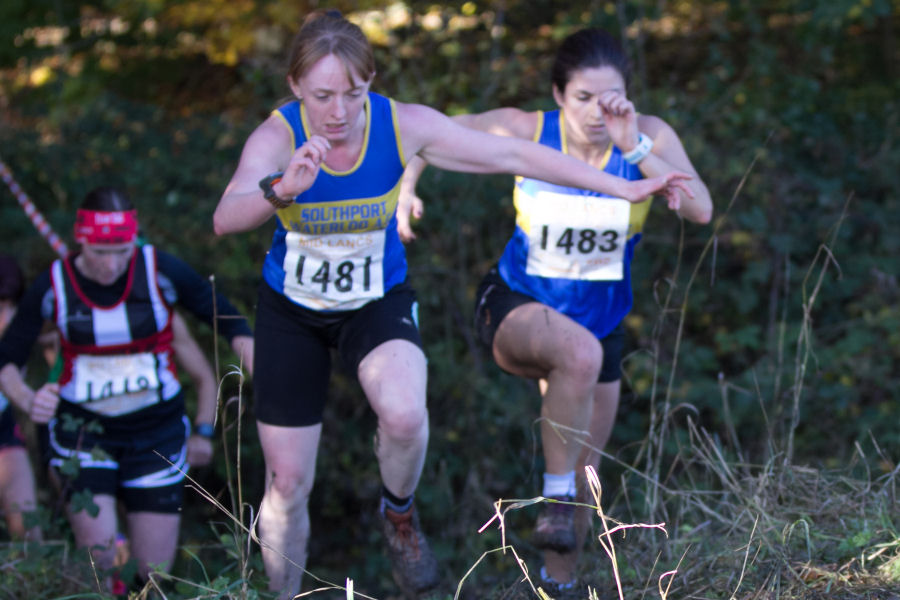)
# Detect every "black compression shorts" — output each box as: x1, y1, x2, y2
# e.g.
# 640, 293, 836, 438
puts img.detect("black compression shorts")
48, 395, 188, 513
474, 266, 625, 383
253, 280, 423, 427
